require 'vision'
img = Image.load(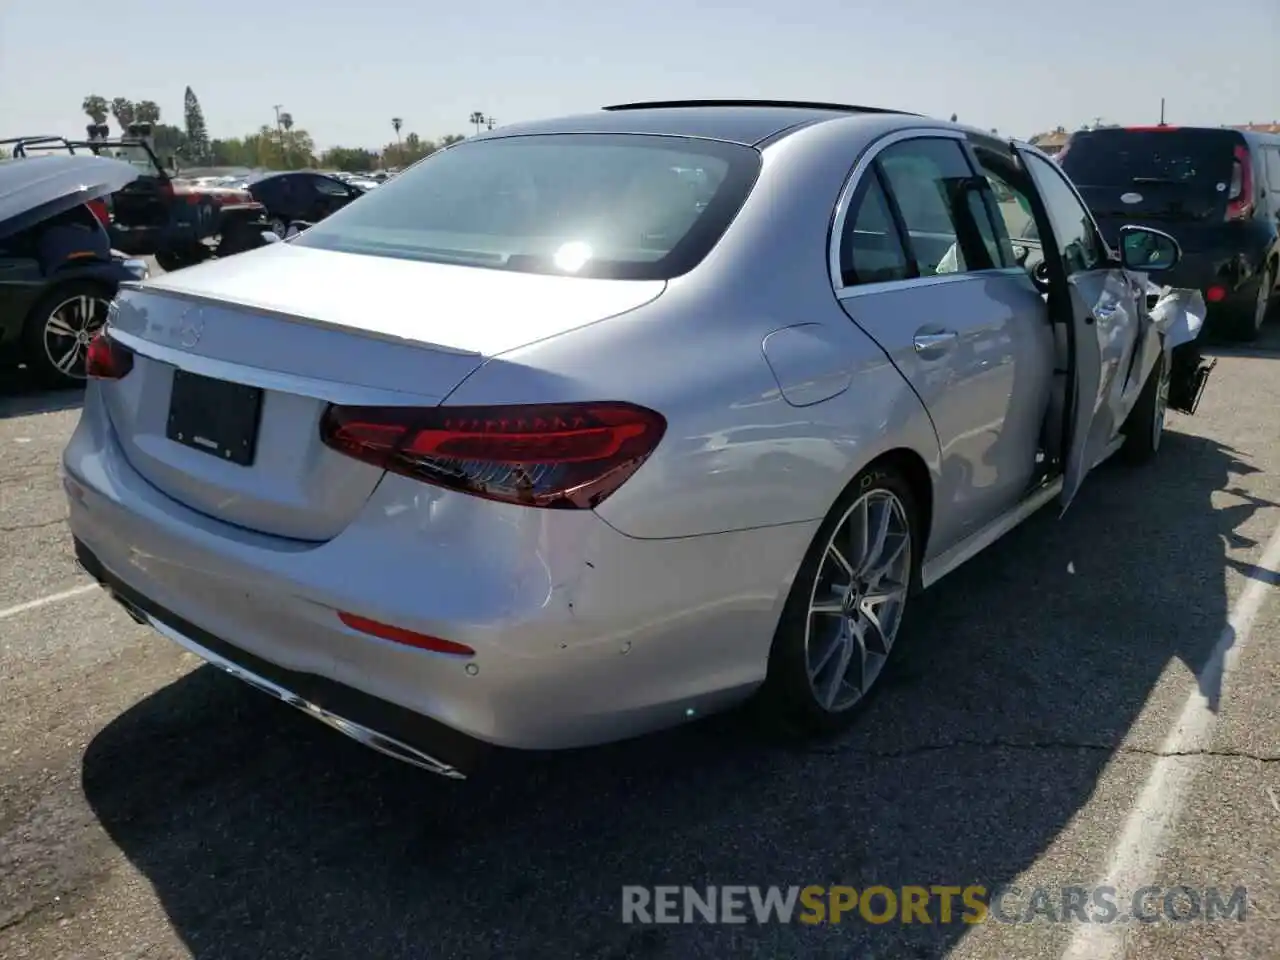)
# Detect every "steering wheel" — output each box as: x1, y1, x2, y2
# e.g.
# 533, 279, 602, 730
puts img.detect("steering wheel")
1031, 259, 1051, 294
